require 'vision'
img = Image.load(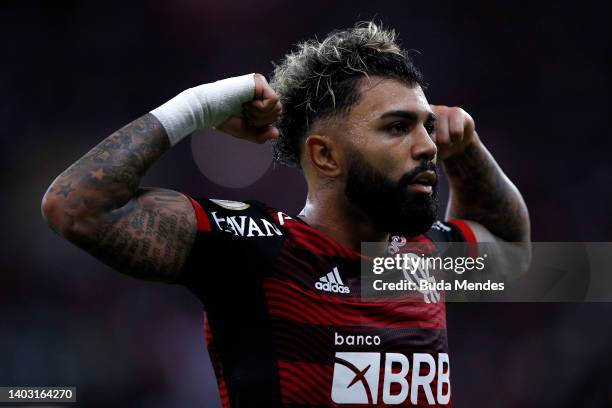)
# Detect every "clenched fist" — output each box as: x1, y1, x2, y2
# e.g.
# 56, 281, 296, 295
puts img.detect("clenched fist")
431, 105, 478, 161
218, 73, 283, 144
